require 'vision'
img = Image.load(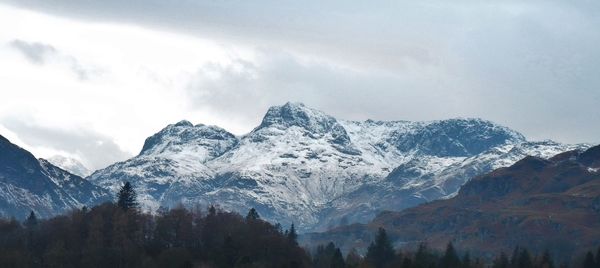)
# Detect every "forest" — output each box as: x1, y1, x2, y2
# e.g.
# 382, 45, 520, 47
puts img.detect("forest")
0, 182, 598, 268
